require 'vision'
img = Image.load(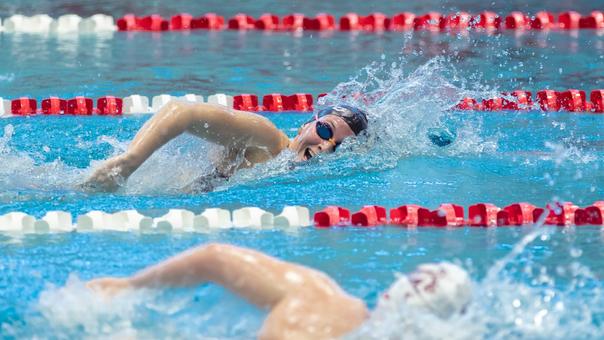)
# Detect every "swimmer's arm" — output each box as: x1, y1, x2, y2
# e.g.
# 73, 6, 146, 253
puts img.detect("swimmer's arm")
83, 101, 287, 192
88, 243, 322, 308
